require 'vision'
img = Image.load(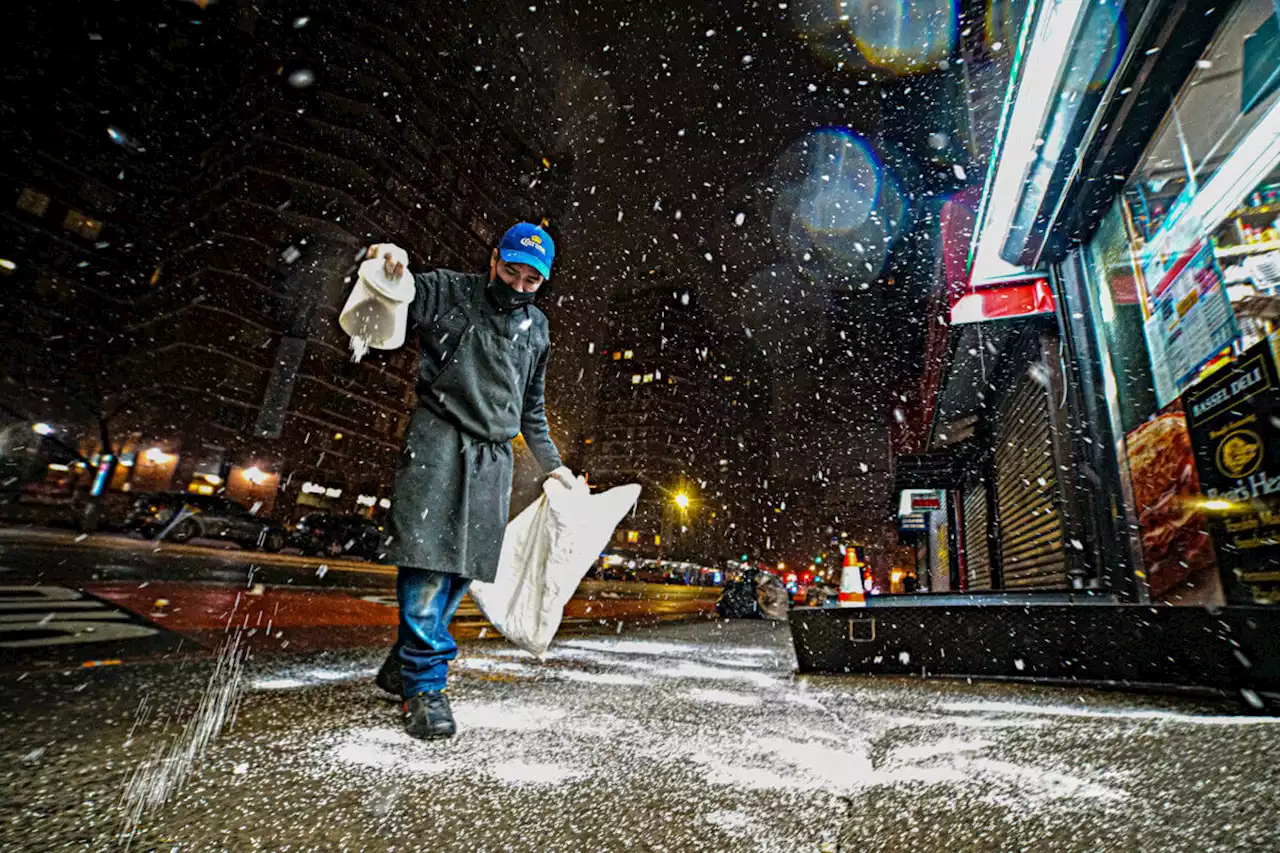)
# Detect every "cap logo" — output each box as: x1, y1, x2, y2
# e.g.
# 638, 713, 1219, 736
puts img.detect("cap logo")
519, 236, 547, 254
